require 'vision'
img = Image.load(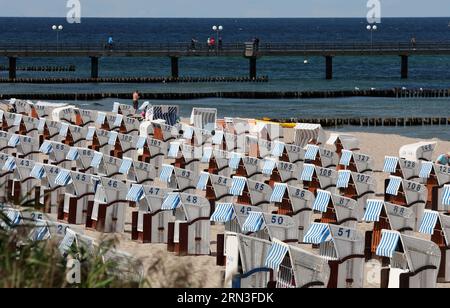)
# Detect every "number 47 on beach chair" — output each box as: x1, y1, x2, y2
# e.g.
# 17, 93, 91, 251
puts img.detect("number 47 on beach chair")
128, 185, 174, 244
